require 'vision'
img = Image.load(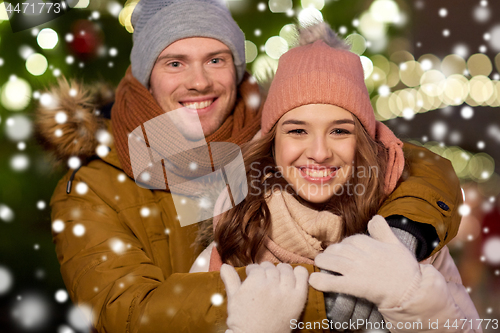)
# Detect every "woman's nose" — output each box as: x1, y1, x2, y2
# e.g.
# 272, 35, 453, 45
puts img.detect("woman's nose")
305, 136, 333, 163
